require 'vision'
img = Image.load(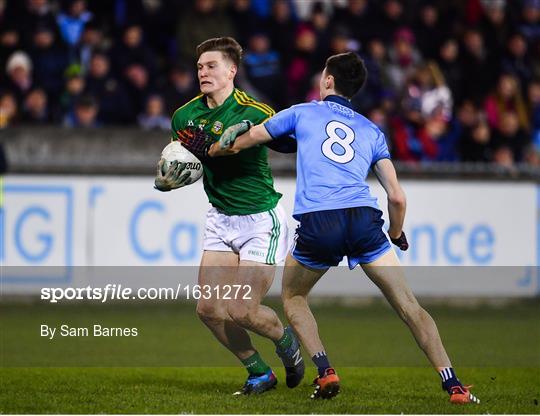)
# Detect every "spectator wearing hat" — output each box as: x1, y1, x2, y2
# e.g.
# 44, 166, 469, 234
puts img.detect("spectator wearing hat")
59, 64, 85, 117
5, 51, 35, 106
